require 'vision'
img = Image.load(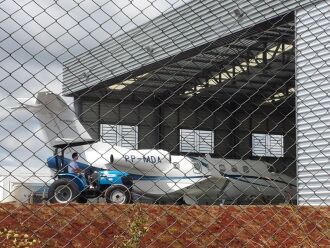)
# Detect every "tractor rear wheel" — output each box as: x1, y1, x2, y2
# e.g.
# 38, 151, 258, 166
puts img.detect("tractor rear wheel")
48, 179, 79, 204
